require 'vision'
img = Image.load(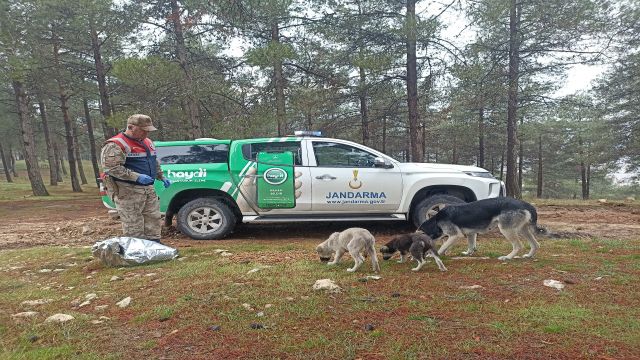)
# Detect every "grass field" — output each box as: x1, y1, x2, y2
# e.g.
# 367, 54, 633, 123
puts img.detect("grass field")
1, 237, 638, 359
0, 161, 99, 202
1, 164, 639, 358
